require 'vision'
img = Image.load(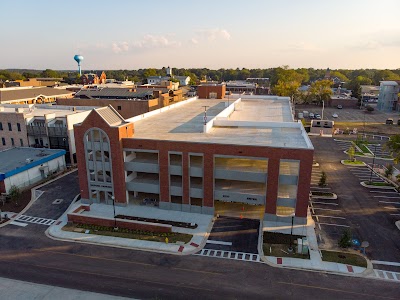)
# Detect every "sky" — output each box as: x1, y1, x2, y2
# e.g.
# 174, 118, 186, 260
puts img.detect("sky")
1, 0, 399, 70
